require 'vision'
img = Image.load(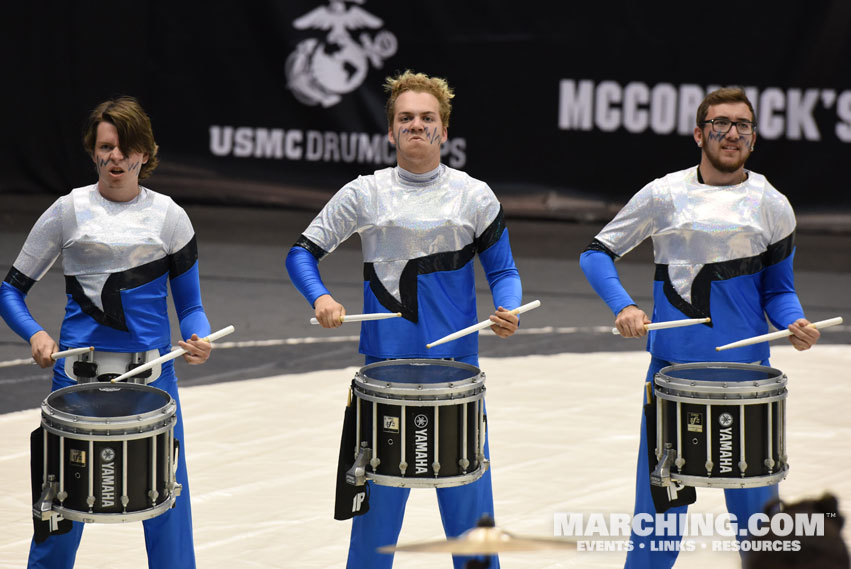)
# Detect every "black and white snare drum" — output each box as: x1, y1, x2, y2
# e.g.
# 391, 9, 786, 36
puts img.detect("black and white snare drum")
651, 363, 788, 490
349, 359, 487, 488
34, 383, 181, 524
